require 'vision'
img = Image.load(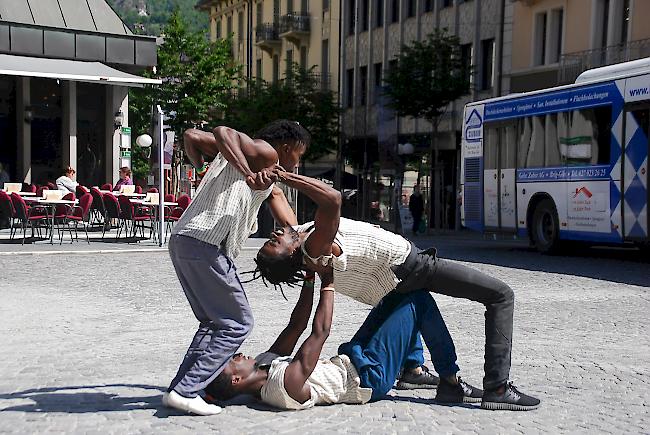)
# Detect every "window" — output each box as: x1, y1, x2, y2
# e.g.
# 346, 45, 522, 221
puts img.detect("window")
375, 0, 383, 27
286, 49, 293, 74
322, 39, 329, 75
361, 0, 369, 32
256, 58, 263, 80
300, 46, 308, 70
534, 12, 547, 66
227, 15, 232, 36
374, 62, 382, 102
359, 66, 368, 106
621, 0, 630, 43
346, 68, 354, 107
407, 0, 416, 17
301, 0, 308, 13
424, 0, 434, 12
548, 9, 563, 63
600, 0, 609, 48
391, 0, 399, 23
480, 39, 494, 90
287, 0, 293, 13
441, 0, 453, 8
273, 55, 279, 82
460, 43, 473, 85
238, 11, 244, 43
216, 20, 222, 39
348, 0, 356, 34
323, 0, 330, 12
562, 106, 612, 166
257, 3, 263, 26
274, 0, 280, 23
